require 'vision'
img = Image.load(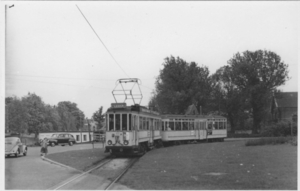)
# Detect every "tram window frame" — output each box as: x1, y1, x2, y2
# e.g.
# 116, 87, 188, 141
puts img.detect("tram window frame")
162, 121, 165, 131
109, 114, 114, 131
